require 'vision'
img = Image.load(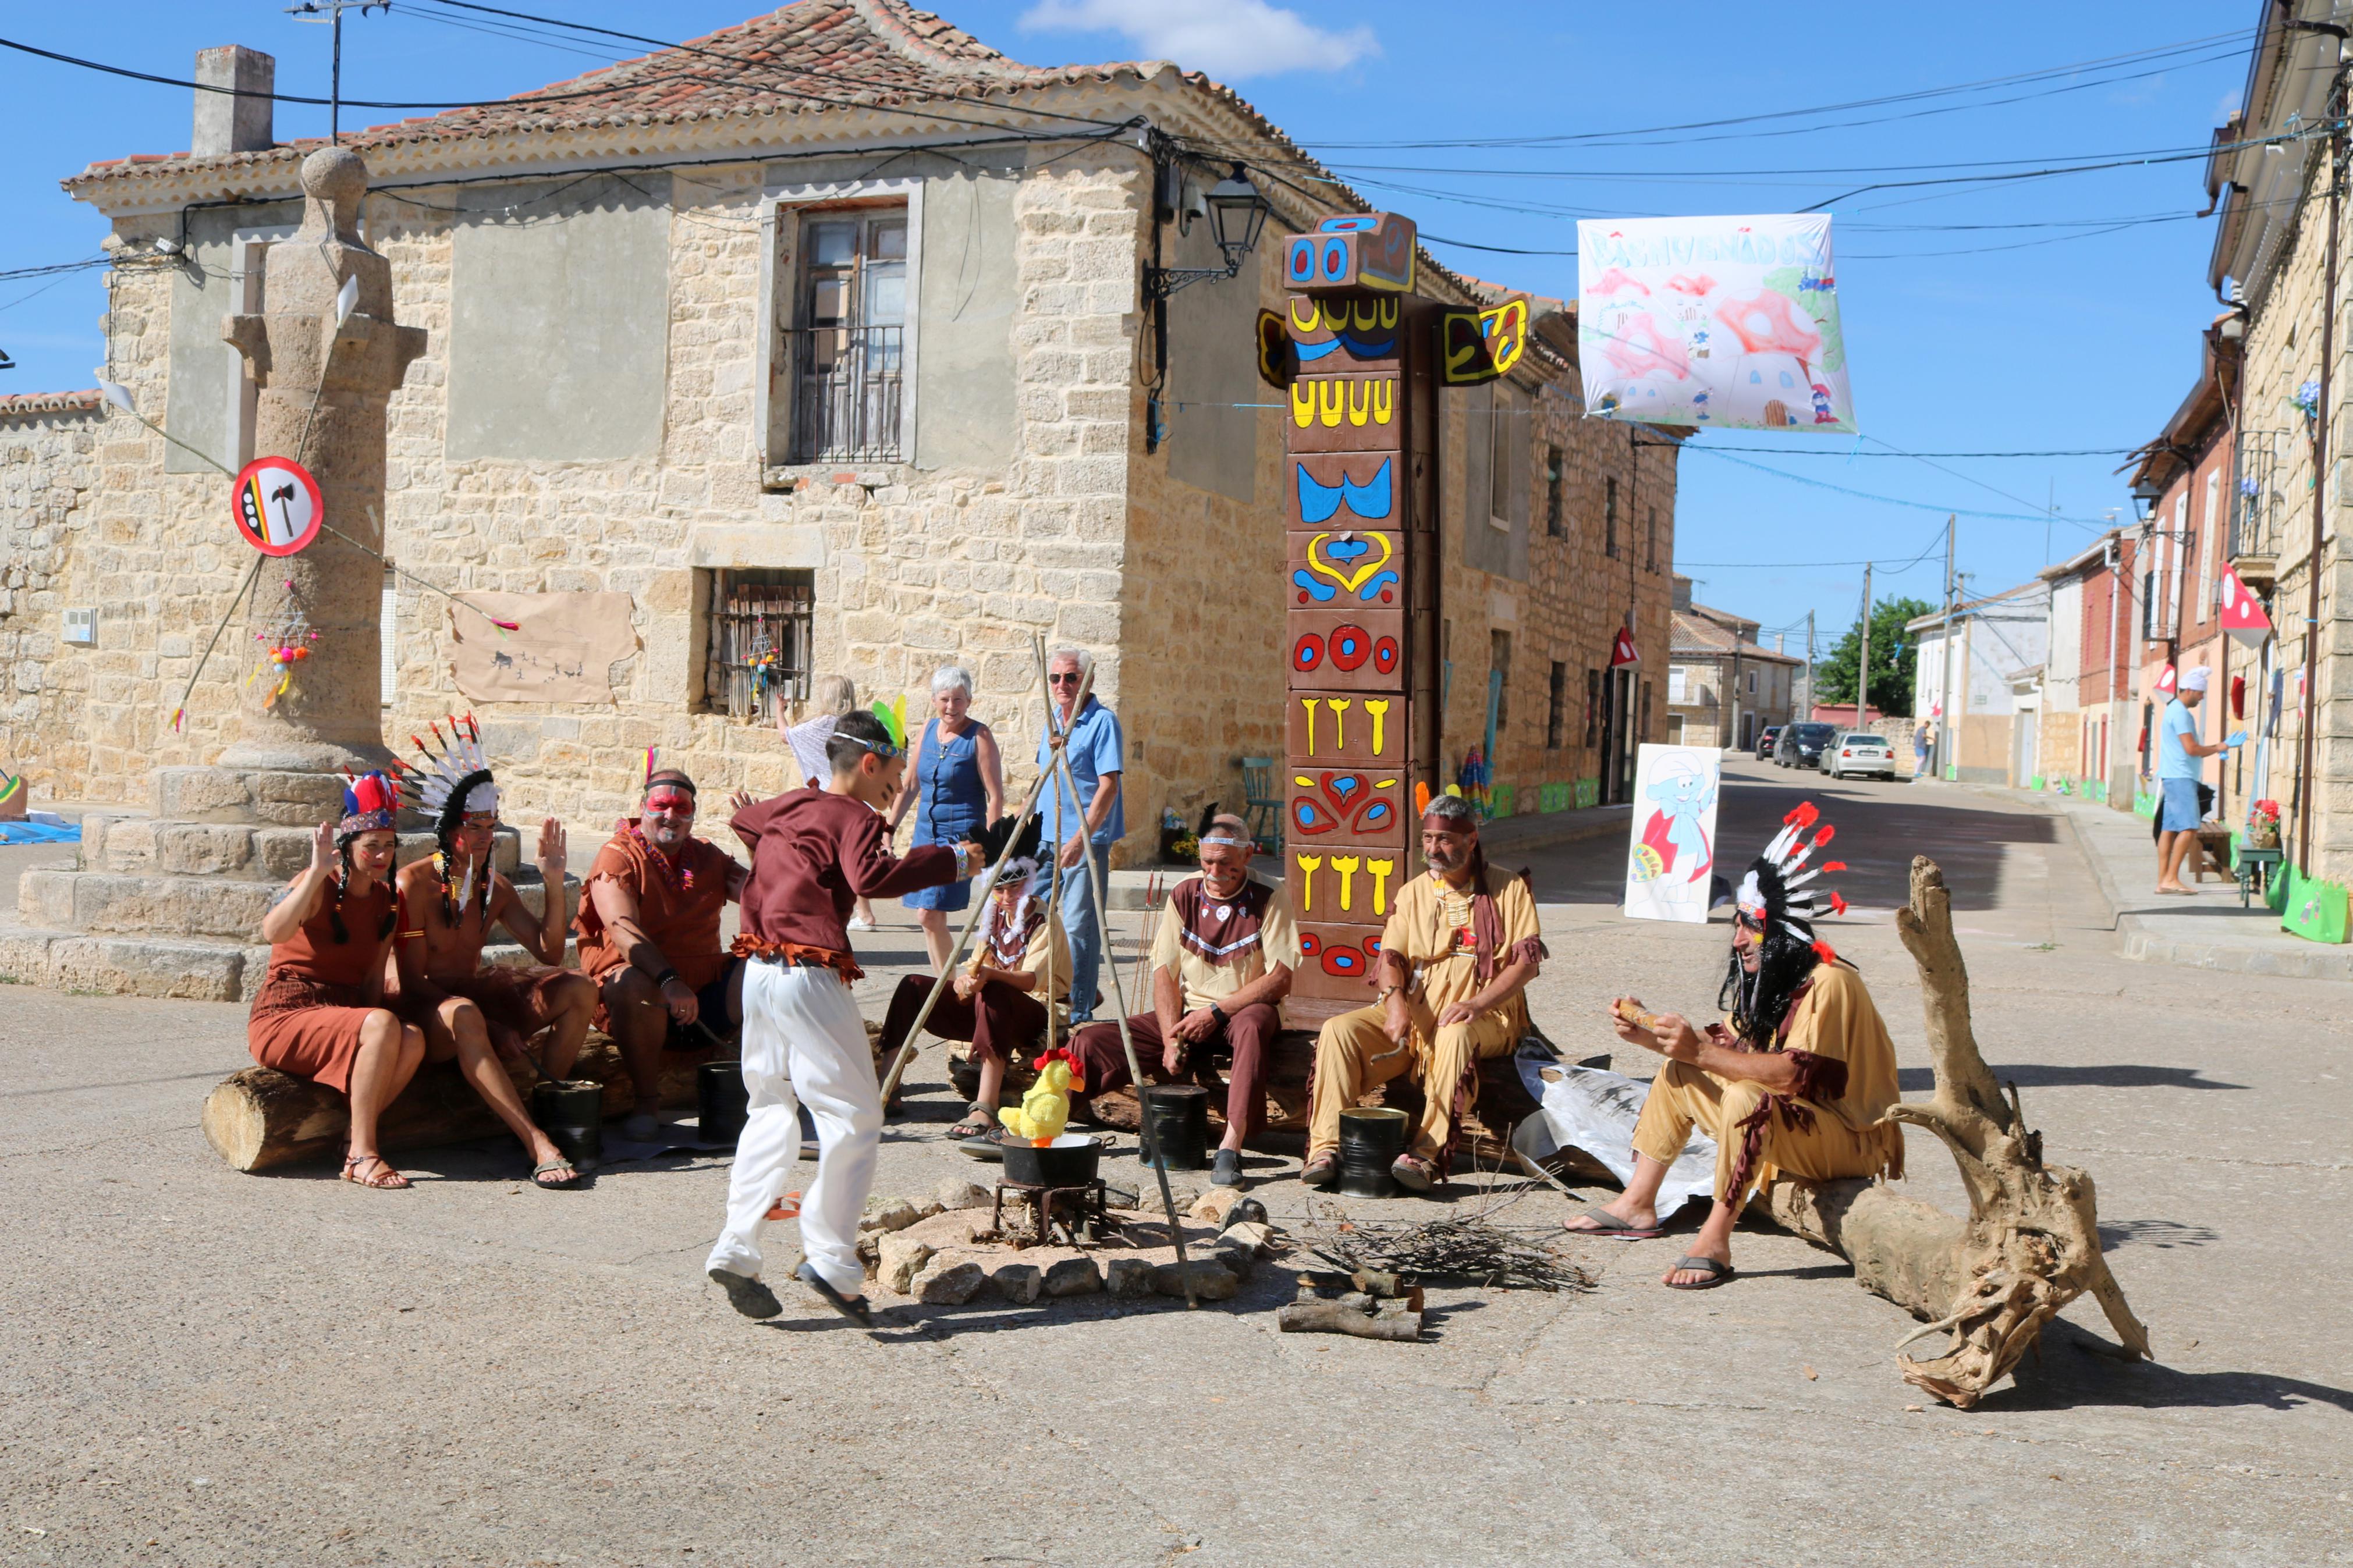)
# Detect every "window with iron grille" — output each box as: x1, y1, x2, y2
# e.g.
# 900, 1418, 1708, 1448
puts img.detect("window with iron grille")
700, 568, 814, 722
1584, 668, 1602, 746
1546, 661, 1567, 748
1545, 446, 1564, 538
790, 209, 907, 463
1645, 507, 1658, 571
1605, 477, 1619, 557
